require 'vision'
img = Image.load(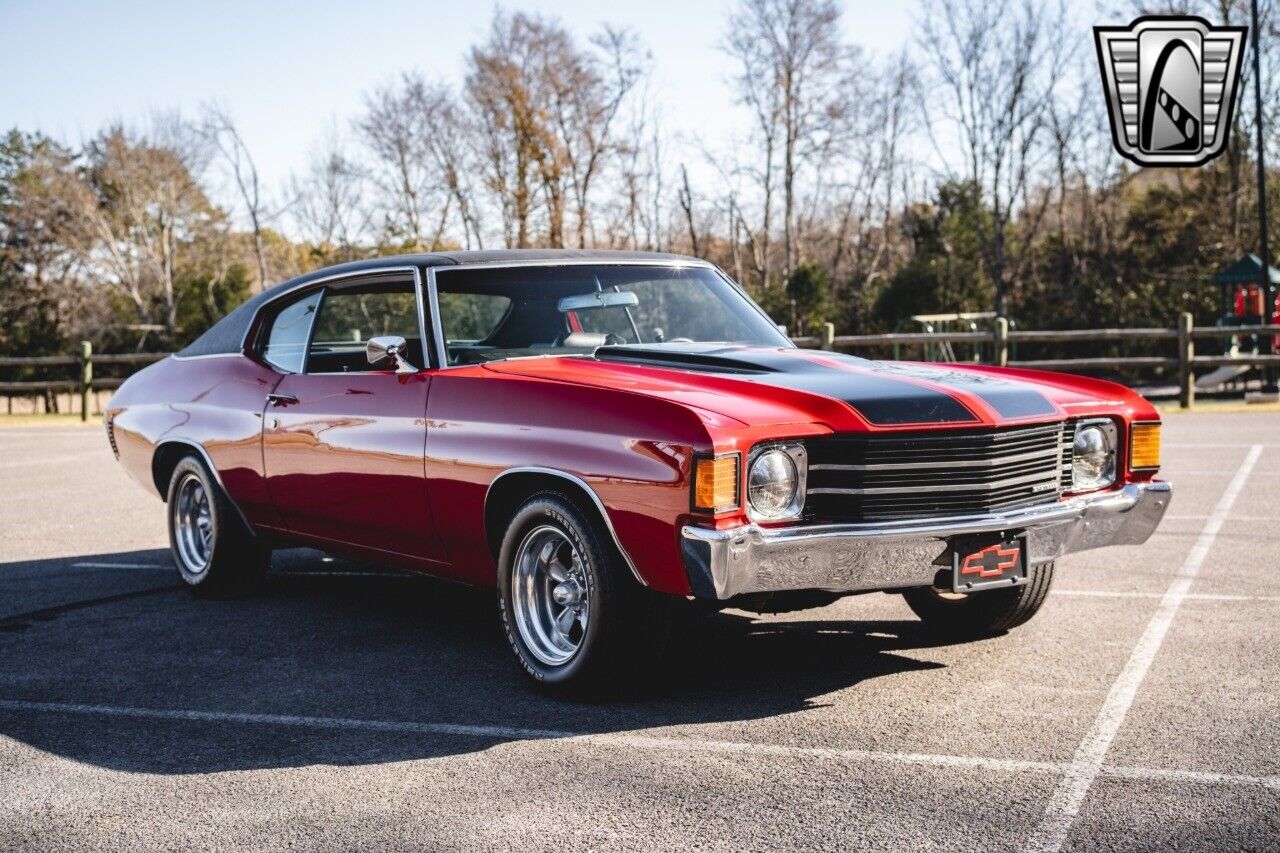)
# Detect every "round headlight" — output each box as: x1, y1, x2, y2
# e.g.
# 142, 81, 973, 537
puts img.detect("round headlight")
1072, 422, 1117, 491
748, 449, 798, 519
